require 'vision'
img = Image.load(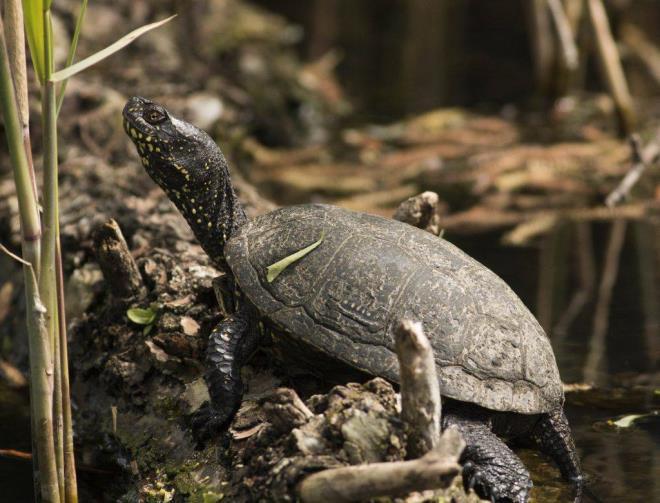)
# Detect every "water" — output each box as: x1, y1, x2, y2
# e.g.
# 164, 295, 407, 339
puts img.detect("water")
455, 222, 659, 502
